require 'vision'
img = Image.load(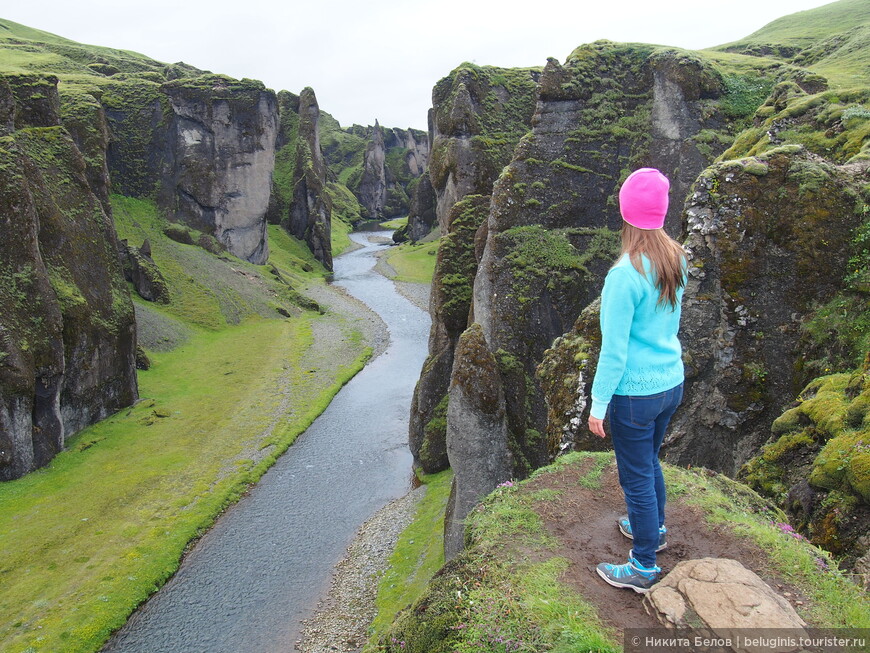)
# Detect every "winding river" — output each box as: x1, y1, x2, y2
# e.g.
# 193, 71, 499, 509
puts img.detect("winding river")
103, 231, 430, 652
